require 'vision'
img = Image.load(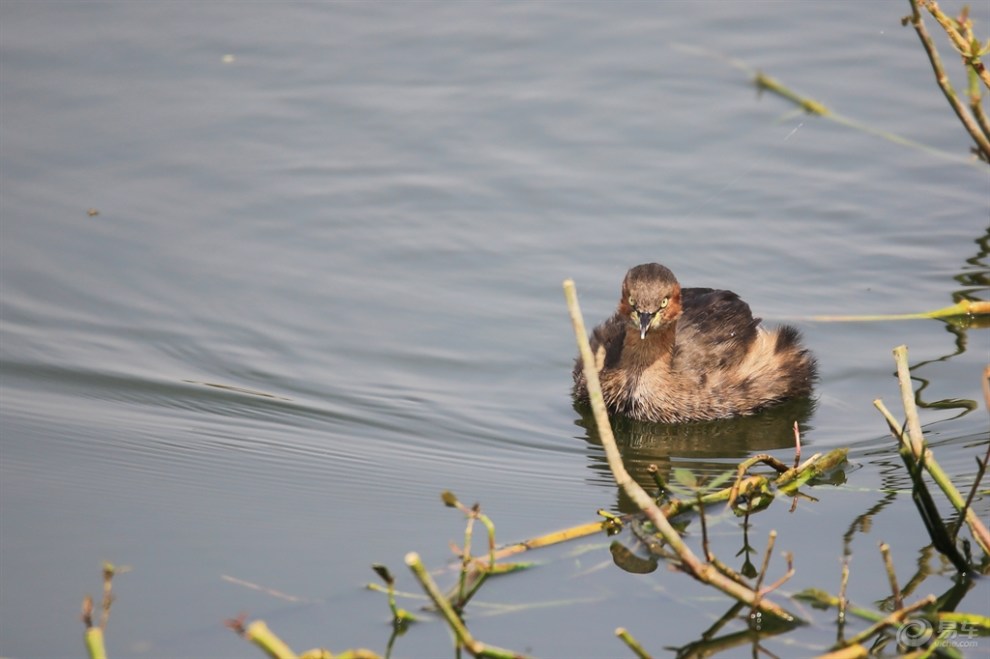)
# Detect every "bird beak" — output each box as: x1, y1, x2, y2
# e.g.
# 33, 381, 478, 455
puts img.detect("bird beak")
639, 312, 653, 339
